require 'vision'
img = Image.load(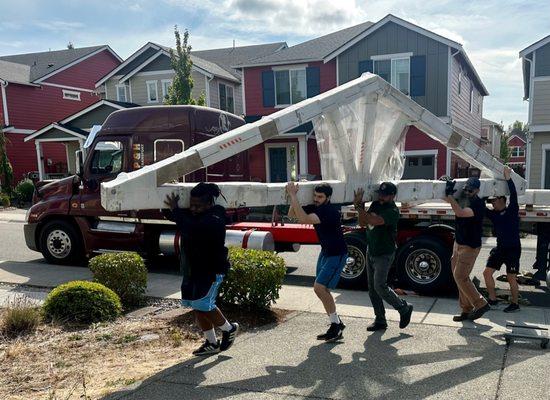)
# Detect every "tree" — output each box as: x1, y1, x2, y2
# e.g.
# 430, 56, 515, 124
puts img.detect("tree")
67, 42, 74, 49
0, 127, 14, 194
164, 26, 206, 106
500, 133, 511, 164
508, 120, 528, 137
